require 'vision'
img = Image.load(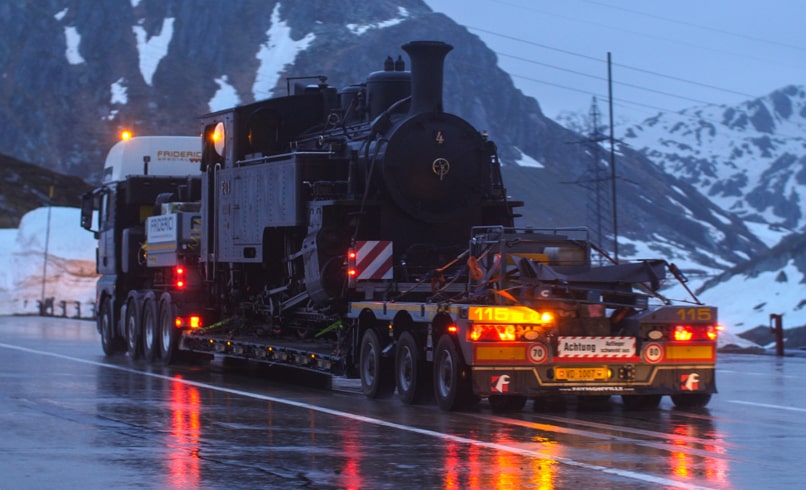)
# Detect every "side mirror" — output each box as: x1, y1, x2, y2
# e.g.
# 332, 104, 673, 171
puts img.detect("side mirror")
80, 191, 97, 233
